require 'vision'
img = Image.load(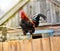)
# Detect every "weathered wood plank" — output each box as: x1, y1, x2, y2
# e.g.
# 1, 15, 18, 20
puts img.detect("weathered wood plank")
0, 42, 2, 51
32, 38, 42, 51
3, 42, 9, 51
8, 41, 17, 51
50, 36, 60, 51
24, 39, 32, 51
20, 39, 32, 51
16, 40, 21, 51
42, 37, 51, 51
20, 40, 25, 51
